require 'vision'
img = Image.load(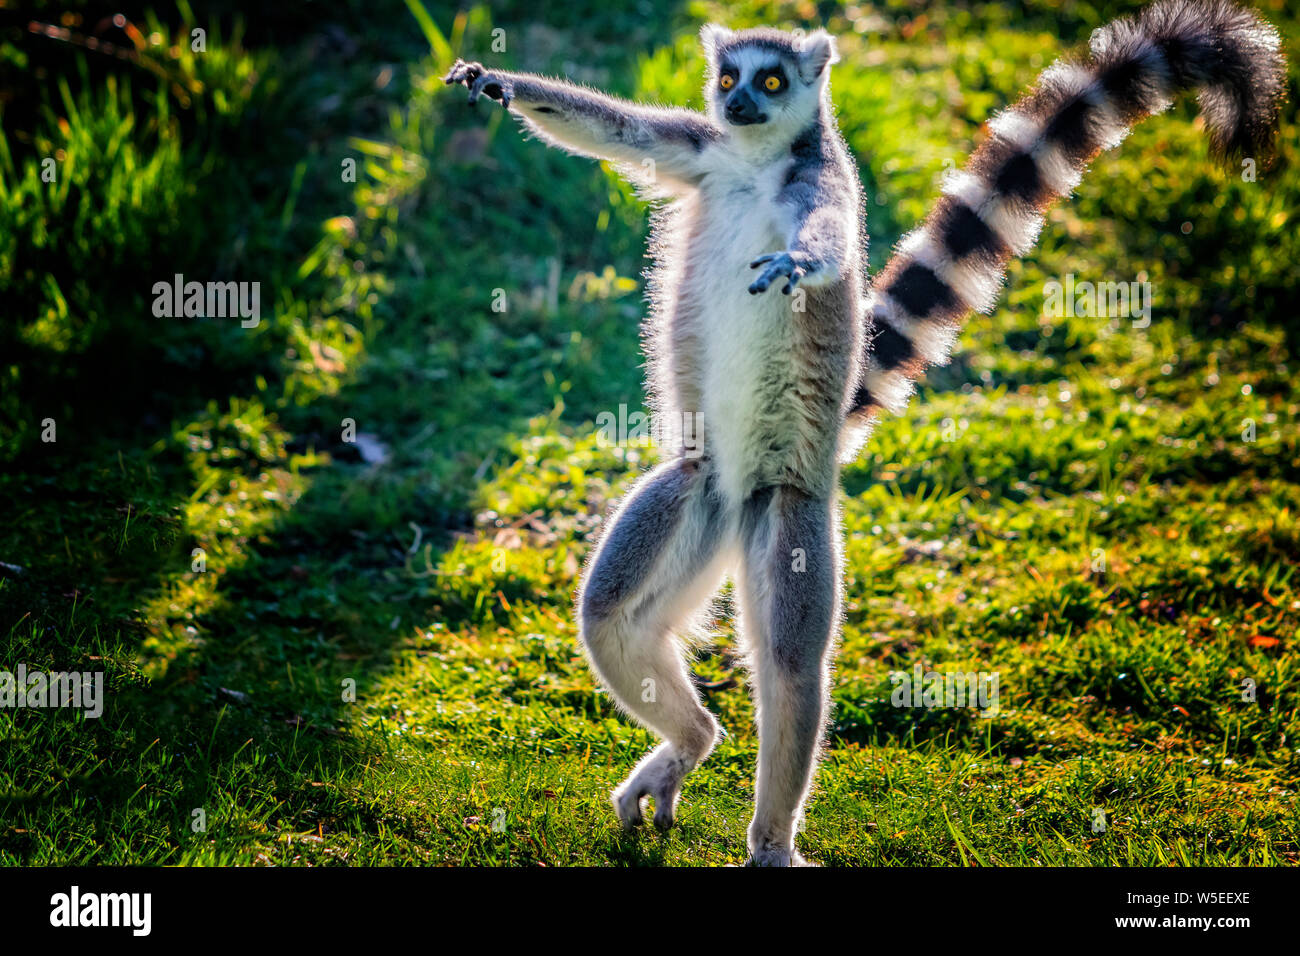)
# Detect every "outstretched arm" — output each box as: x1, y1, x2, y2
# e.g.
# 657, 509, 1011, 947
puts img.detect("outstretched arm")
444, 60, 721, 189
